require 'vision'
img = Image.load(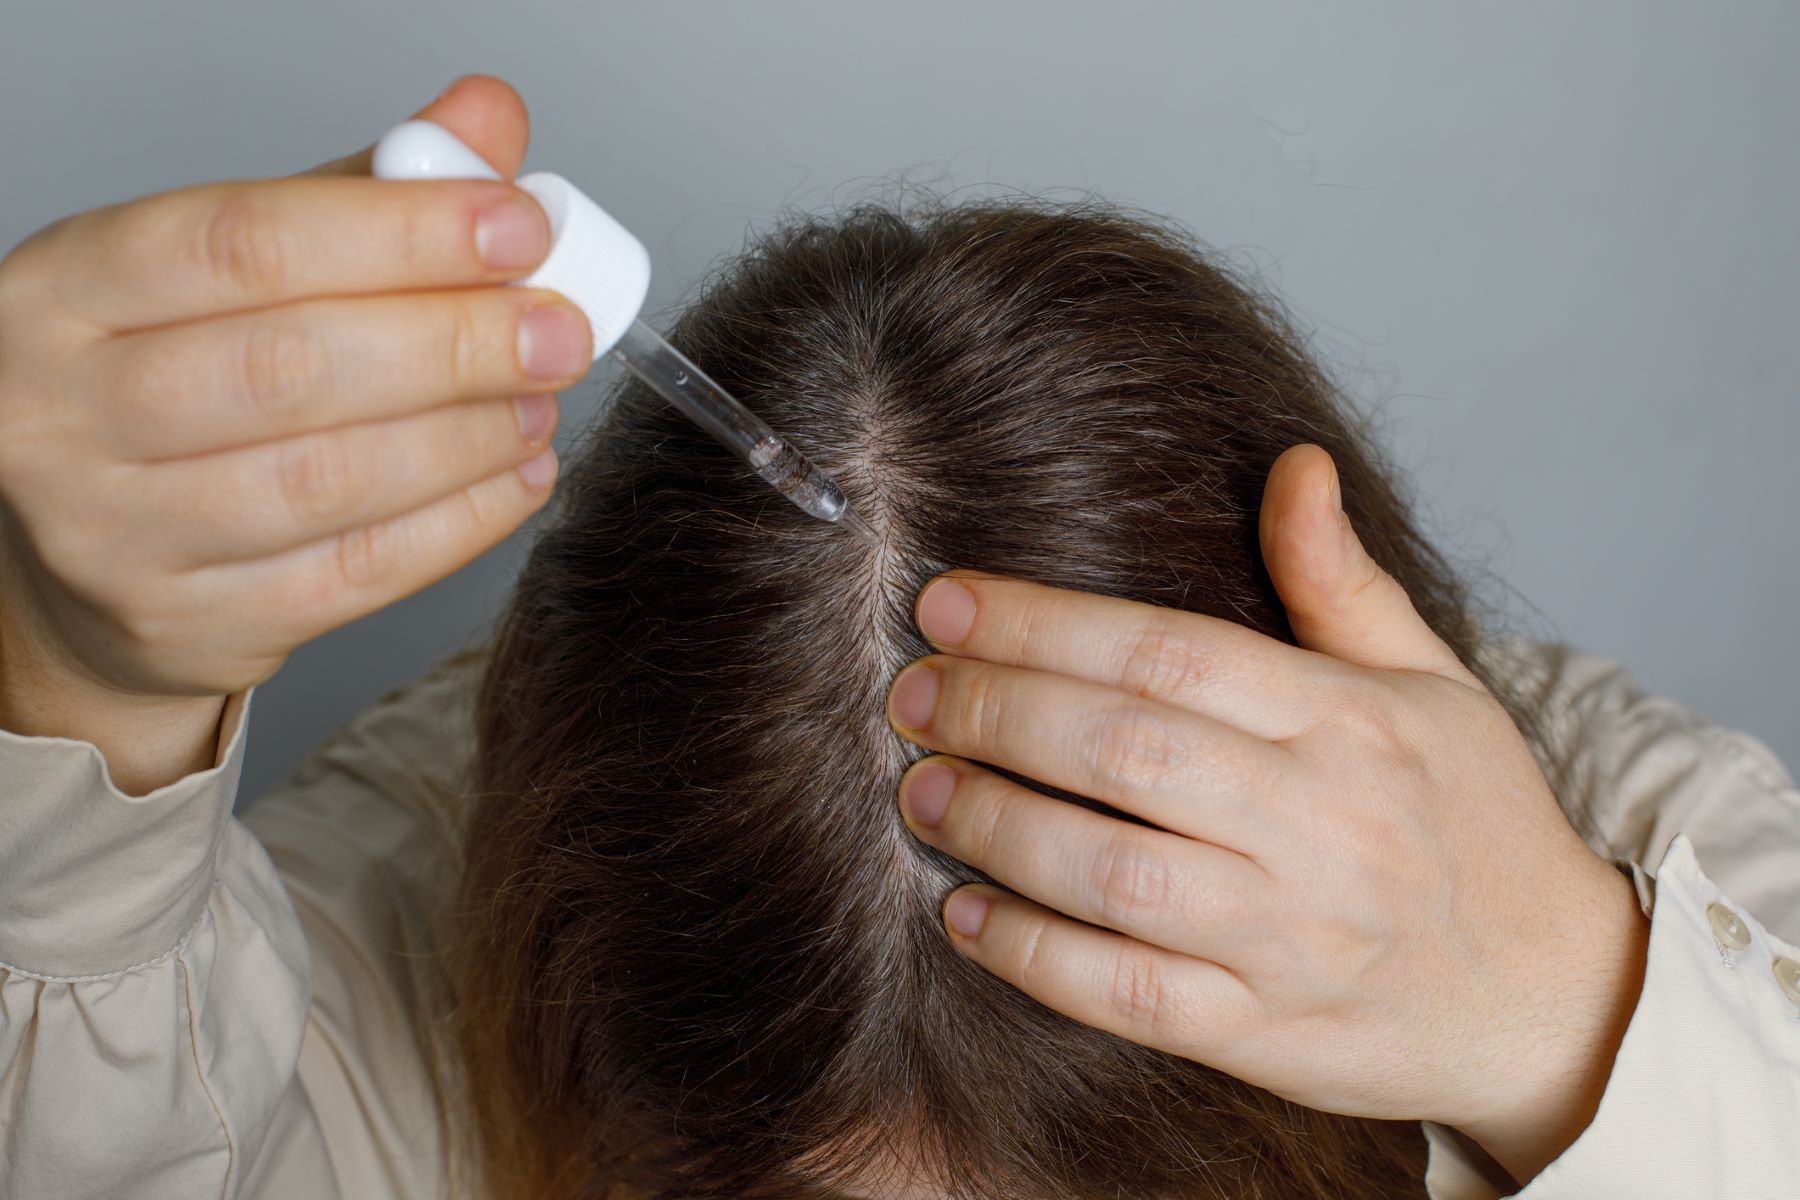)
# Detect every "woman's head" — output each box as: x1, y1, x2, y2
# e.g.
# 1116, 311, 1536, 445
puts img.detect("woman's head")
457, 200, 1506, 1198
